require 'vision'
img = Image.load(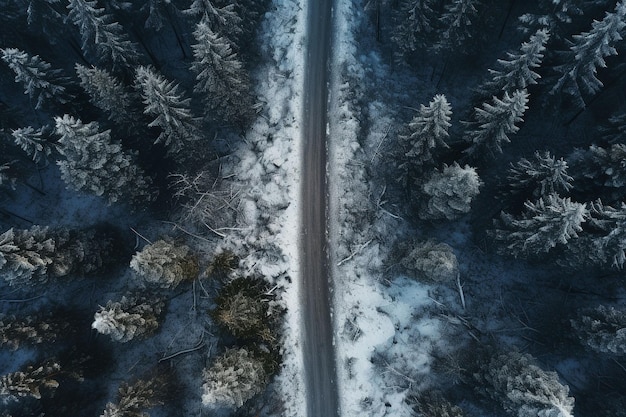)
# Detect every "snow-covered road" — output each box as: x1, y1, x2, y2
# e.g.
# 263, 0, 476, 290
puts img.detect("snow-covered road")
300, 0, 340, 416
